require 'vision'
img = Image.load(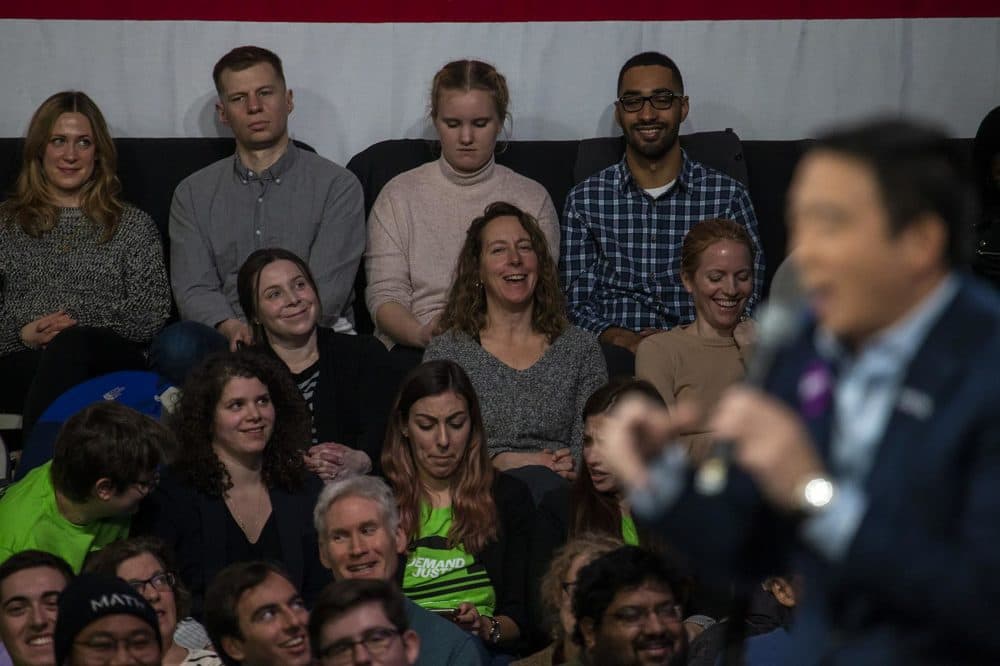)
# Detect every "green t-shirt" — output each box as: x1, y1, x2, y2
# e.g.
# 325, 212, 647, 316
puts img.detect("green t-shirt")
402, 505, 496, 617
0, 461, 130, 571
622, 514, 640, 546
